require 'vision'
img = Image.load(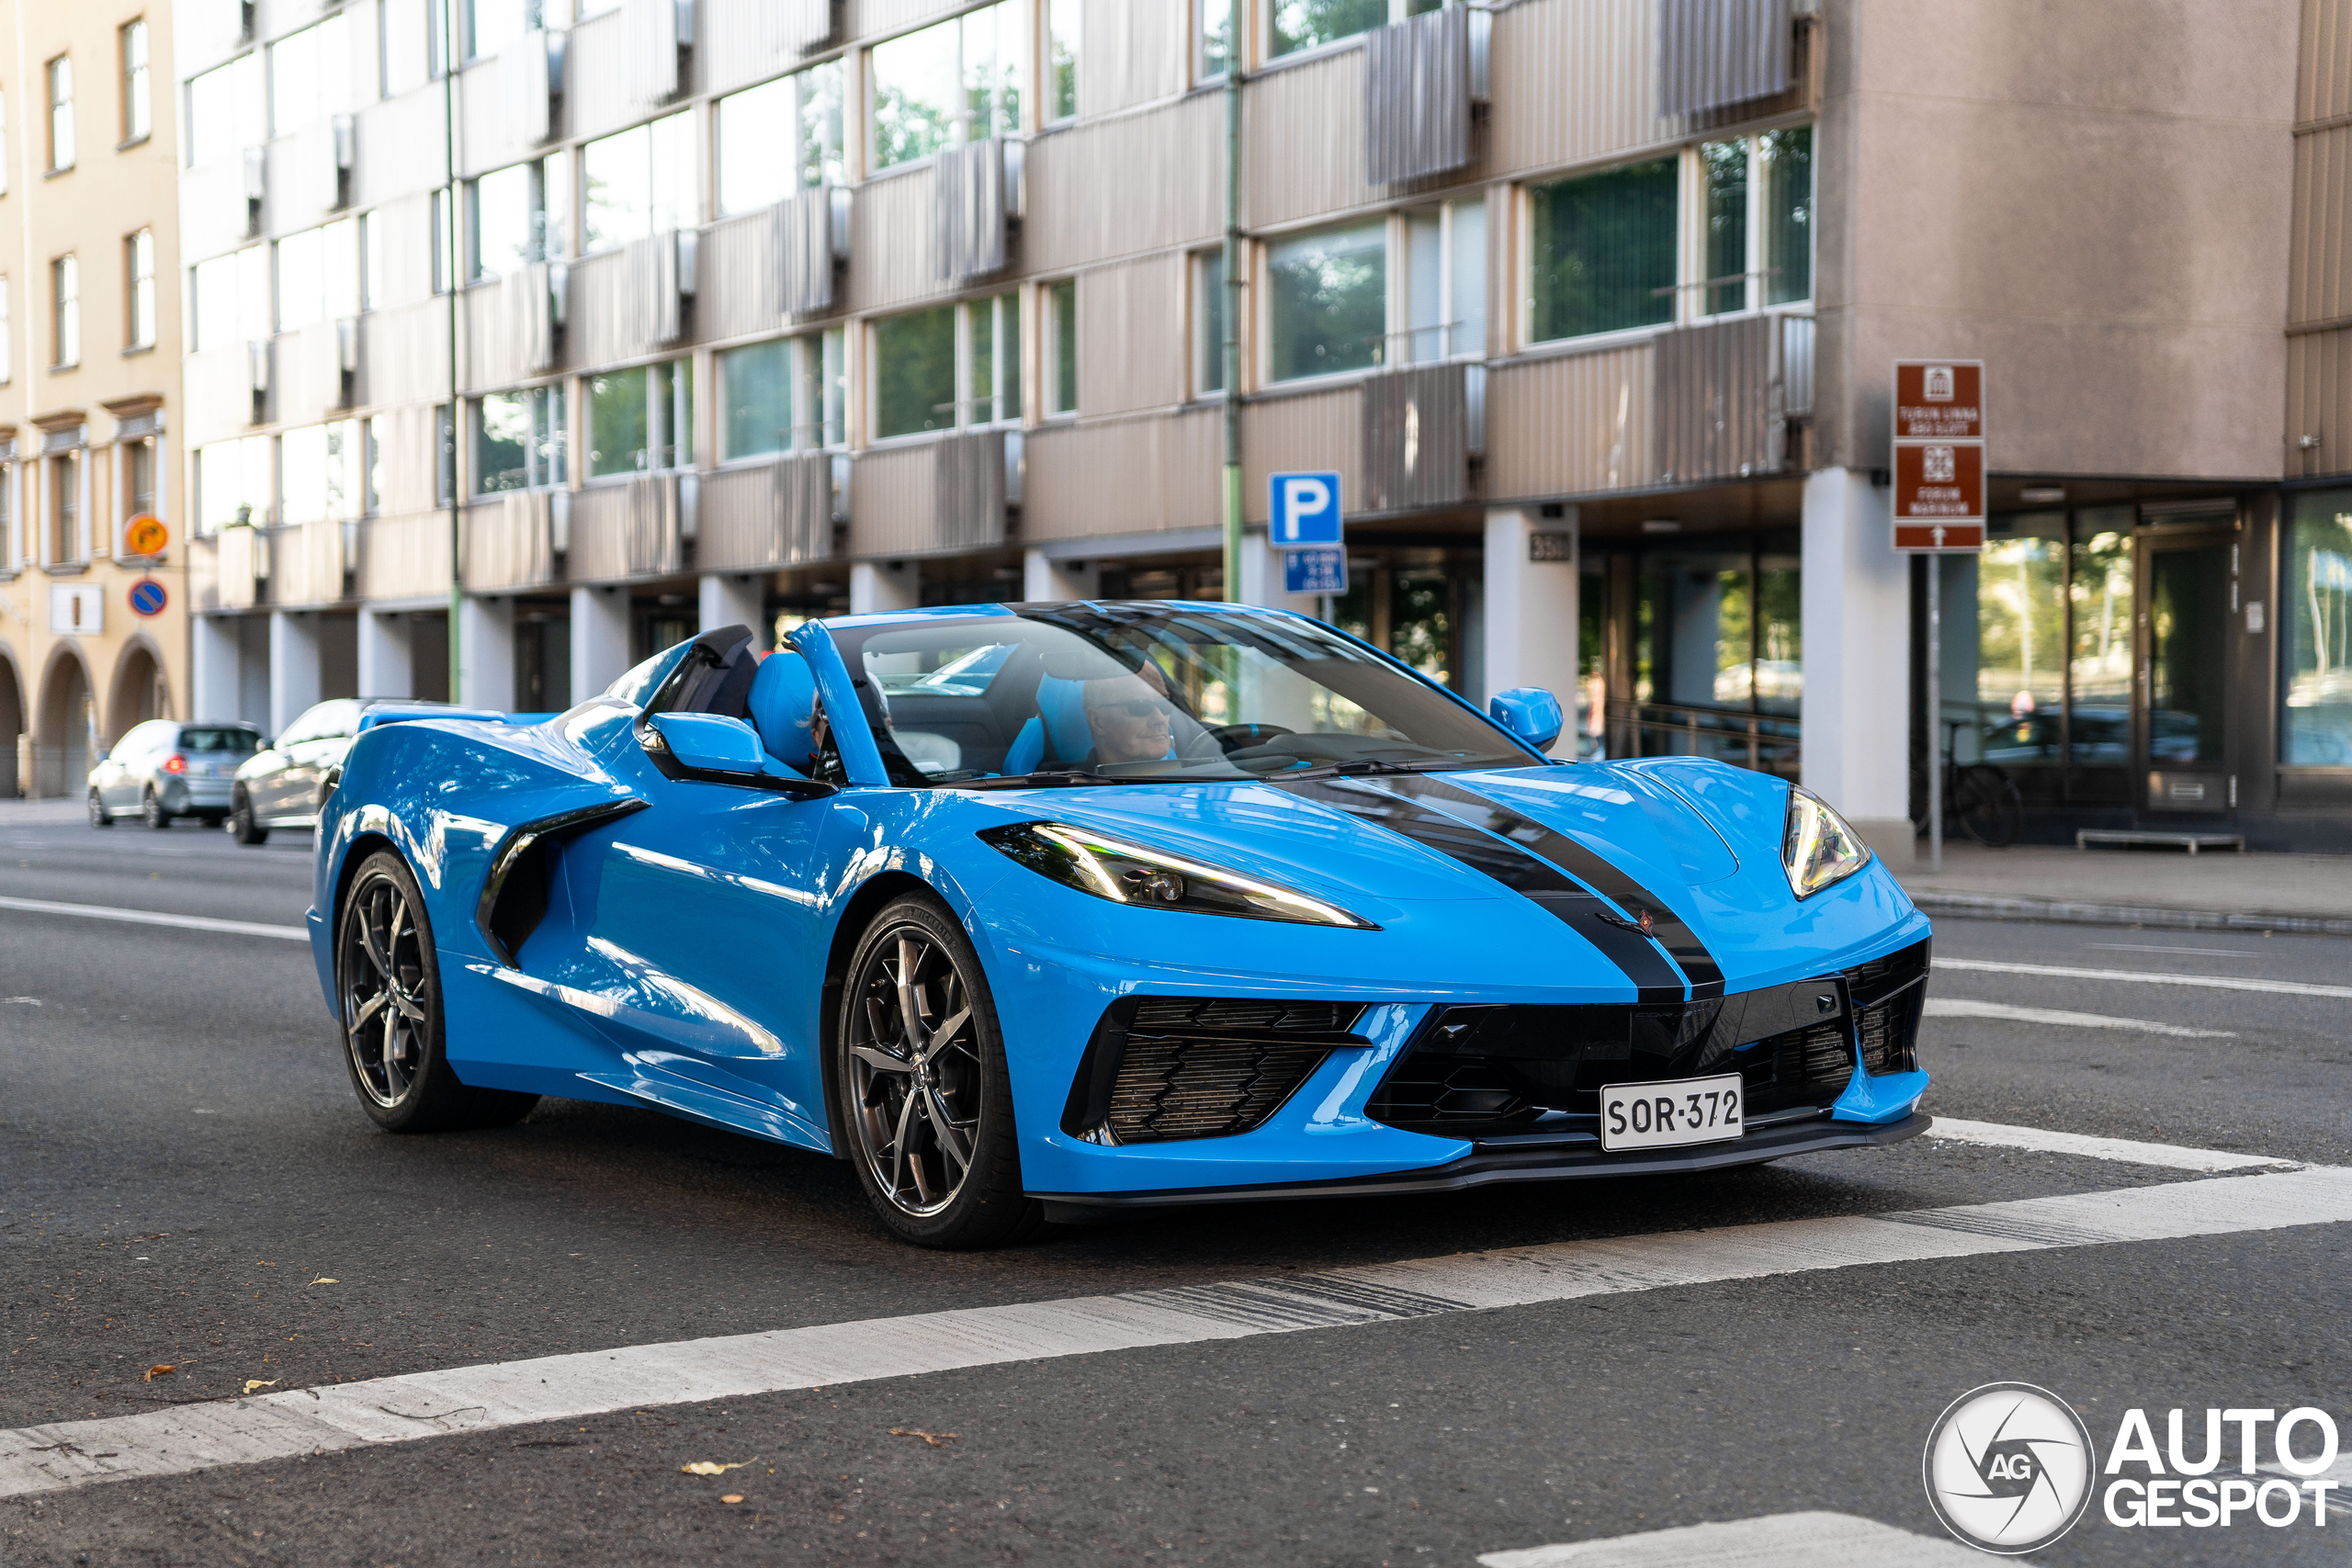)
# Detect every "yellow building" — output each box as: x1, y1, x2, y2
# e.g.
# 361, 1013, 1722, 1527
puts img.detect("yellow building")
0, 0, 184, 799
